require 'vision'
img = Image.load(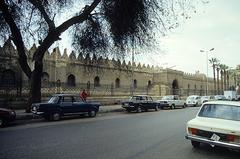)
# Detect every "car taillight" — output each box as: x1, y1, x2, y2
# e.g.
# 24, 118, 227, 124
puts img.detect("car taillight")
188, 127, 198, 135
226, 134, 240, 143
